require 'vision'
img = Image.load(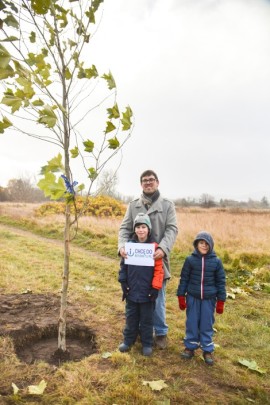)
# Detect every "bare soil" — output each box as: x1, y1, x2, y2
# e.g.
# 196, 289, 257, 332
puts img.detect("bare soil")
0, 293, 97, 366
